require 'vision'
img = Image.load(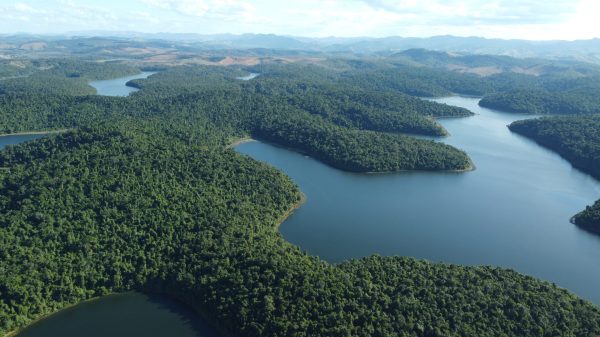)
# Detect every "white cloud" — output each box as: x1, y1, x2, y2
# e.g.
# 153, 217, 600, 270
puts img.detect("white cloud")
134, 11, 162, 24
14, 2, 43, 14
0, 0, 597, 40
357, 0, 576, 25
139, 0, 257, 21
